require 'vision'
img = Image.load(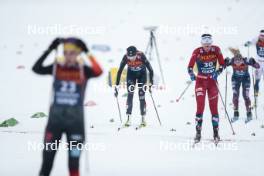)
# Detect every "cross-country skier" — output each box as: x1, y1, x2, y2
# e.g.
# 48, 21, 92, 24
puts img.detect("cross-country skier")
32, 37, 103, 176
244, 30, 264, 106
115, 46, 154, 128
187, 34, 225, 143
225, 48, 260, 123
